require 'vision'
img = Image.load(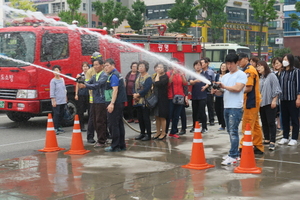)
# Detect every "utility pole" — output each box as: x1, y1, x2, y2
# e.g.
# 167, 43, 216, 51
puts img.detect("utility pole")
0, 0, 4, 28
88, 0, 92, 28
